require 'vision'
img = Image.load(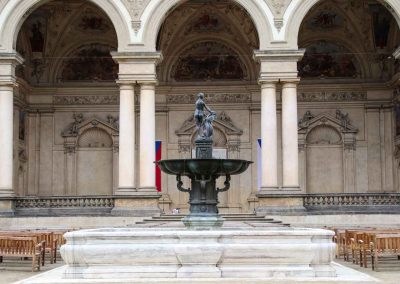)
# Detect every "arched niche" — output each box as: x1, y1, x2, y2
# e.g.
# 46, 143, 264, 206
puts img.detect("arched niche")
298, 111, 358, 194
62, 114, 119, 196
